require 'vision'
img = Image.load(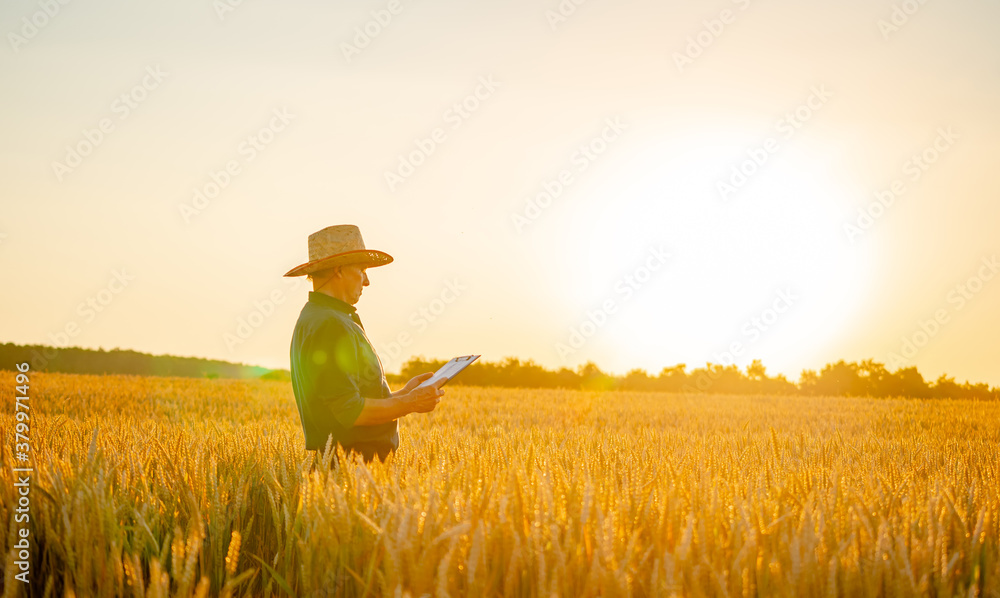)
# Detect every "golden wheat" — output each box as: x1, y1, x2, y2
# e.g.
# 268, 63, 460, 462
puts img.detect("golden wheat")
1, 371, 998, 597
